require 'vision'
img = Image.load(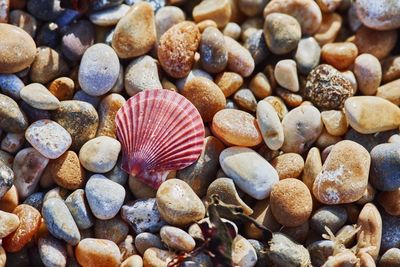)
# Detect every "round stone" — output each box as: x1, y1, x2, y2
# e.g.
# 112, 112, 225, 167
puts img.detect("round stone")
124, 56, 162, 97
224, 36, 255, 77
156, 179, 205, 227
220, 147, 279, 200
42, 198, 81, 245
0, 210, 20, 239
158, 21, 201, 78
355, 0, 400, 30
214, 72, 243, 97
271, 153, 304, 180
304, 64, 353, 110
61, 20, 95, 61
52, 100, 99, 150
79, 136, 121, 173
212, 109, 262, 147
321, 42, 358, 70
94, 216, 129, 244
223, 22, 242, 40
0, 93, 28, 133
192, 0, 231, 28
79, 43, 120, 96
25, 119, 72, 159
274, 59, 299, 92
264, 13, 301, 55
182, 77, 226, 122
2, 205, 41, 253
270, 178, 312, 227
20, 83, 60, 110
370, 143, 400, 191
294, 37, 321, 75
281, 105, 323, 154
344, 96, 400, 134
199, 27, 228, 74
0, 23, 36, 73
135, 233, 164, 255
85, 174, 125, 220
38, 235, 67, 267
160, 226, 195, 252
112, 2, 156, 58
310, 205, 347, 234
379, 248, 400, 267
75, 238, 121, 267
312, 140, 371, 204
353, 53, 382, 96
65, 189, 94, 230
121, 198, 165, 234
48, 77, 75, 101
249, 72, 272, 99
